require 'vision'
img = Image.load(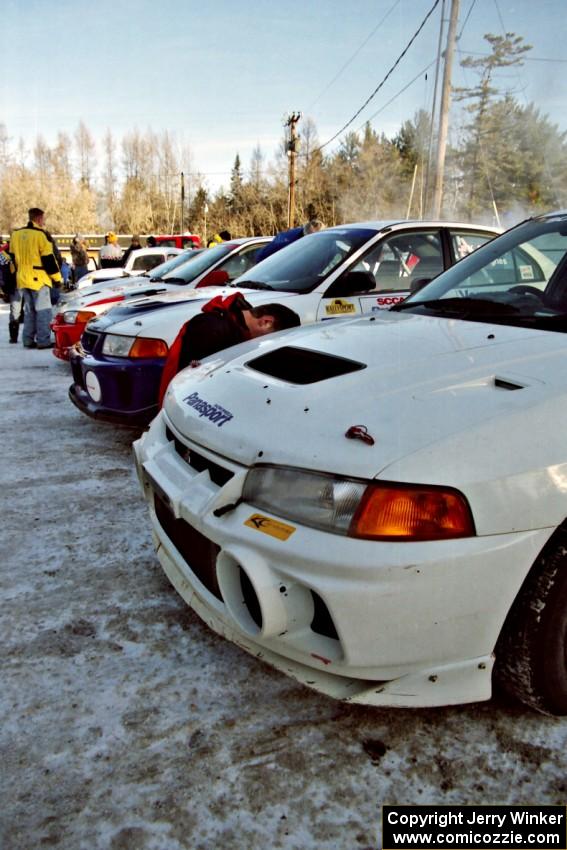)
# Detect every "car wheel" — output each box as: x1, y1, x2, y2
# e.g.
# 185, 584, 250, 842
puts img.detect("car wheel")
494, 532, 567, 715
